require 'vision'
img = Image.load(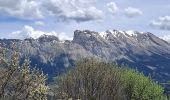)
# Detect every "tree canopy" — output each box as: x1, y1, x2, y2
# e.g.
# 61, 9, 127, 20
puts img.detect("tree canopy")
53, 59, 166, 100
